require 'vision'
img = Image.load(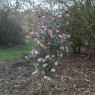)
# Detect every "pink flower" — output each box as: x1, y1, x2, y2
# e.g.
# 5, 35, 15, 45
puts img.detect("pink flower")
51, 68, 56, 72
42, 25, 45, 28
42, 58, 46, 62
58, 35, 63, 38
54, 61, 59, 66
37, 58, 46, 62
56, 30, 60, 33
66, 22, 69, 26
62, 33, 66, 37
64, 36, 67, 40
43, 64, 48, 67
66, 34, 70, 38
34, 50, 40, 55
36, 33, 40, 37
29, 32, 33, 35
51, 16, 55, 20
48, 42, 51, 45
48, 29, 53, 36
32, 48, 36, 51
42, 25, 48, 31
62, 34, 67, 39
60, 46, 64, 50
45, 55, 50, 59
37, 58, 43, 62
64, 13, 70, 17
